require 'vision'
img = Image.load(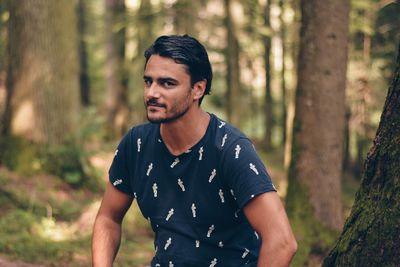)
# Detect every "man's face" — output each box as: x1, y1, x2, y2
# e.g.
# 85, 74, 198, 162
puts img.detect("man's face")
143, 55, 194, 123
